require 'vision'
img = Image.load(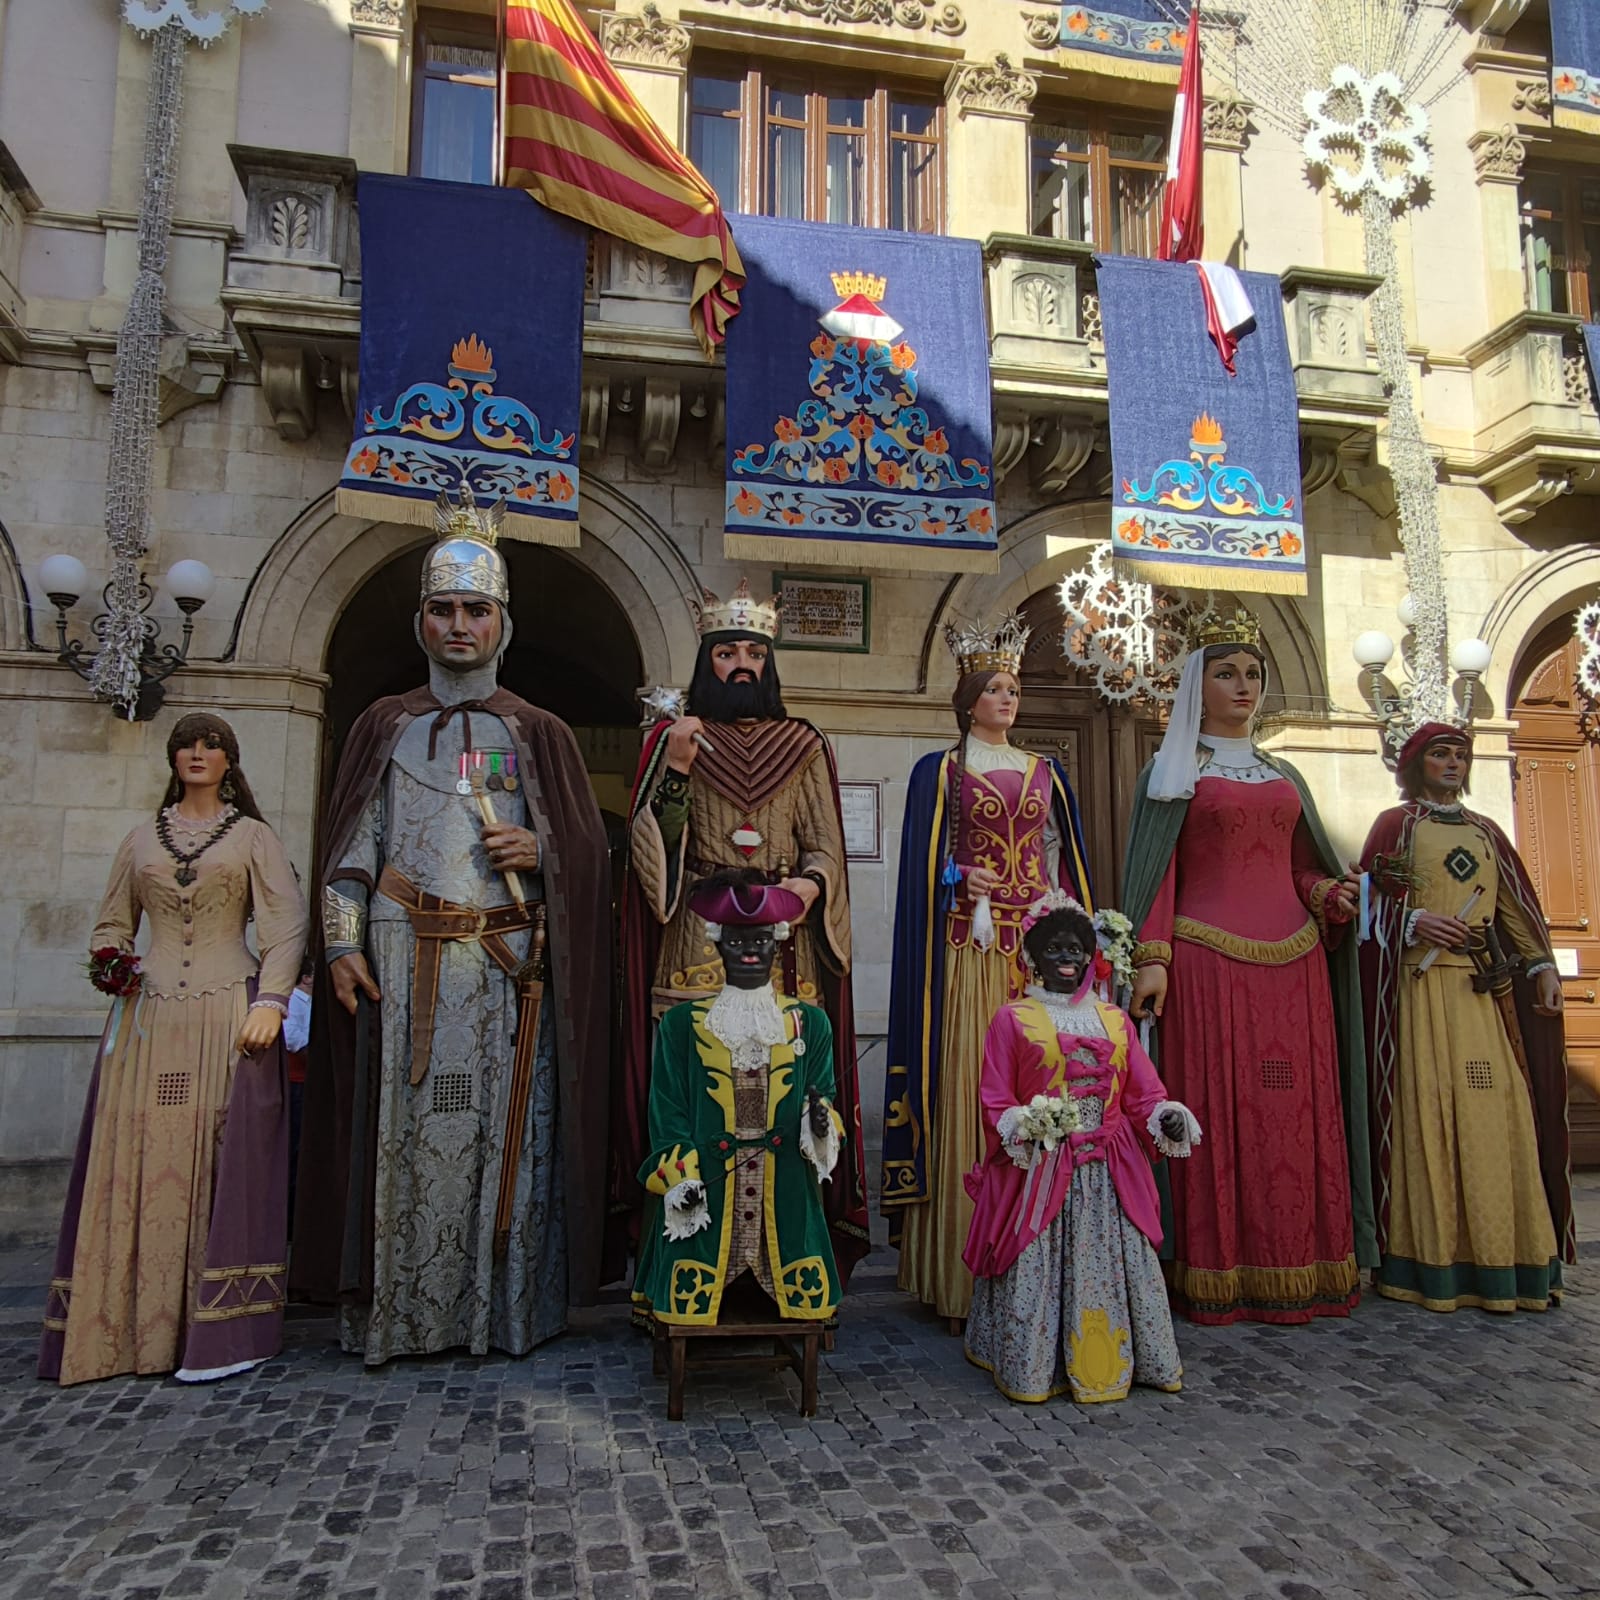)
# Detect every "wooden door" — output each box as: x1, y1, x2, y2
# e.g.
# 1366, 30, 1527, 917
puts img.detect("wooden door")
1509, 617, 1600, 1167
